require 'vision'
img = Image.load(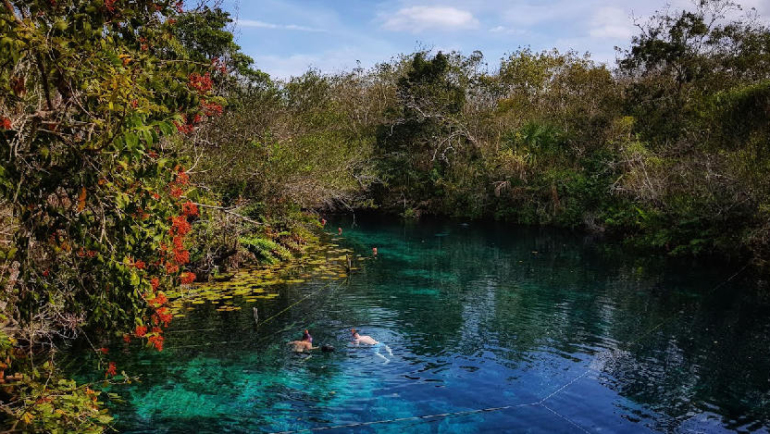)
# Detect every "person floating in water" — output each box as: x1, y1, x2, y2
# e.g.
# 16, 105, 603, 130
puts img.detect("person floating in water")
338, 227, 343, 236
288, 329, 317, 353
351, 328, 392, 363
